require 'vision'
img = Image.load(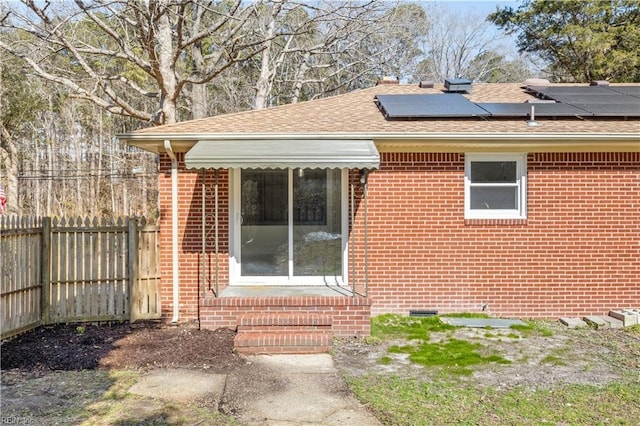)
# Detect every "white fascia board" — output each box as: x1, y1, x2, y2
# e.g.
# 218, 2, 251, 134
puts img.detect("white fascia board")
119, 132, 640, 142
